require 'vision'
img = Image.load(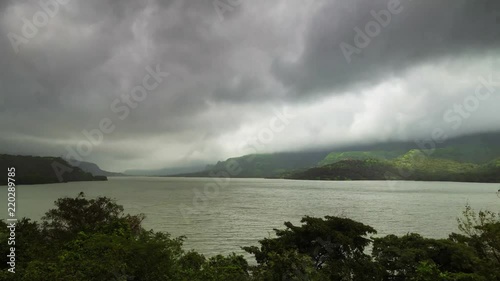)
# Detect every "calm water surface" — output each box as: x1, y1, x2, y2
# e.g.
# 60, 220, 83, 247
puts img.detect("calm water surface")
3, 177, 499, 258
